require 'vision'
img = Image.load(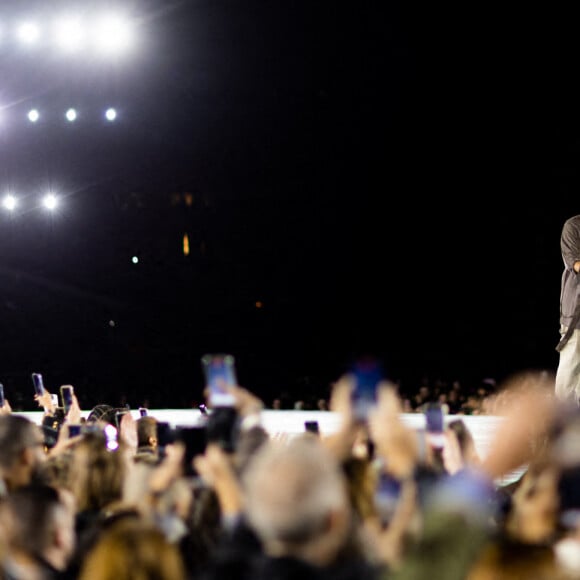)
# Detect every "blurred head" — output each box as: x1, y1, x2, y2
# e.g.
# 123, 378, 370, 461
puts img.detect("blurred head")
136, 416, 158, 450
78, 518, 186, 580
67, 431, 128, 513
0, 415, 47, 491
0, 484, 76, 571
242, 436, 351, 566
